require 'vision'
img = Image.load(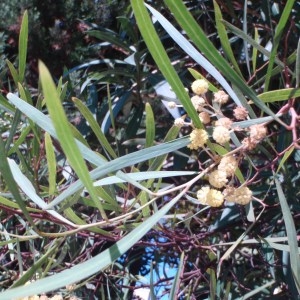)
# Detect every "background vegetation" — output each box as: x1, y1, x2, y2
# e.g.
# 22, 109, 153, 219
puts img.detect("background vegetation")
0, 0, 299, 299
